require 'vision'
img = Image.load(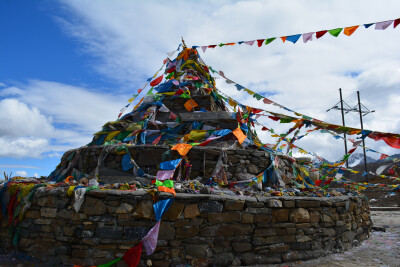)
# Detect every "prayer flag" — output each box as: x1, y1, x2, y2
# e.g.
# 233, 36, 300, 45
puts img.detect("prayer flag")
280, 36, 287, 43
329, 28, 343, 37
244, 40, 255, 46
123, 242, 142, 267
375, 20, 393, 30
184, 99, 198, 111
344, 25, 359, 36
233, 128, 247, 144
158, 186, 176, 196
159, 159, 182, 170
156, 170, 175, 181
153, 198, 174, 221
142, 221, 161, 255
257, 39, 265, 47
286, 34, 301, 44
189, 130, 207, 140
394, 18, 400, 28
316, 30, 328, 39
265, 37, 276, 45
171, 143, 193, 156
150, 75, 163, 86
302, 32, 313, 43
